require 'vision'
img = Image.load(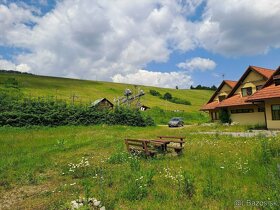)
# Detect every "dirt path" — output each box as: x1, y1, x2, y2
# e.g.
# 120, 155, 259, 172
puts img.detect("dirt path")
192, 130, 280, 137
0, 184, 51, 210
